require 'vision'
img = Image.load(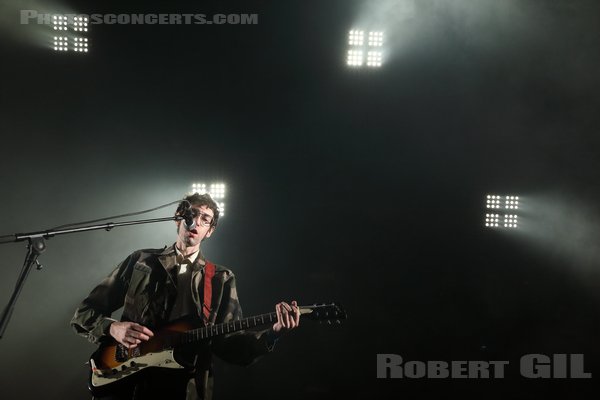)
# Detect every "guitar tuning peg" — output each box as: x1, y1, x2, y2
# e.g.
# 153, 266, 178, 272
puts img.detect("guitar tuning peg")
335, 319, 341, 324
326, 320, 332, 325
